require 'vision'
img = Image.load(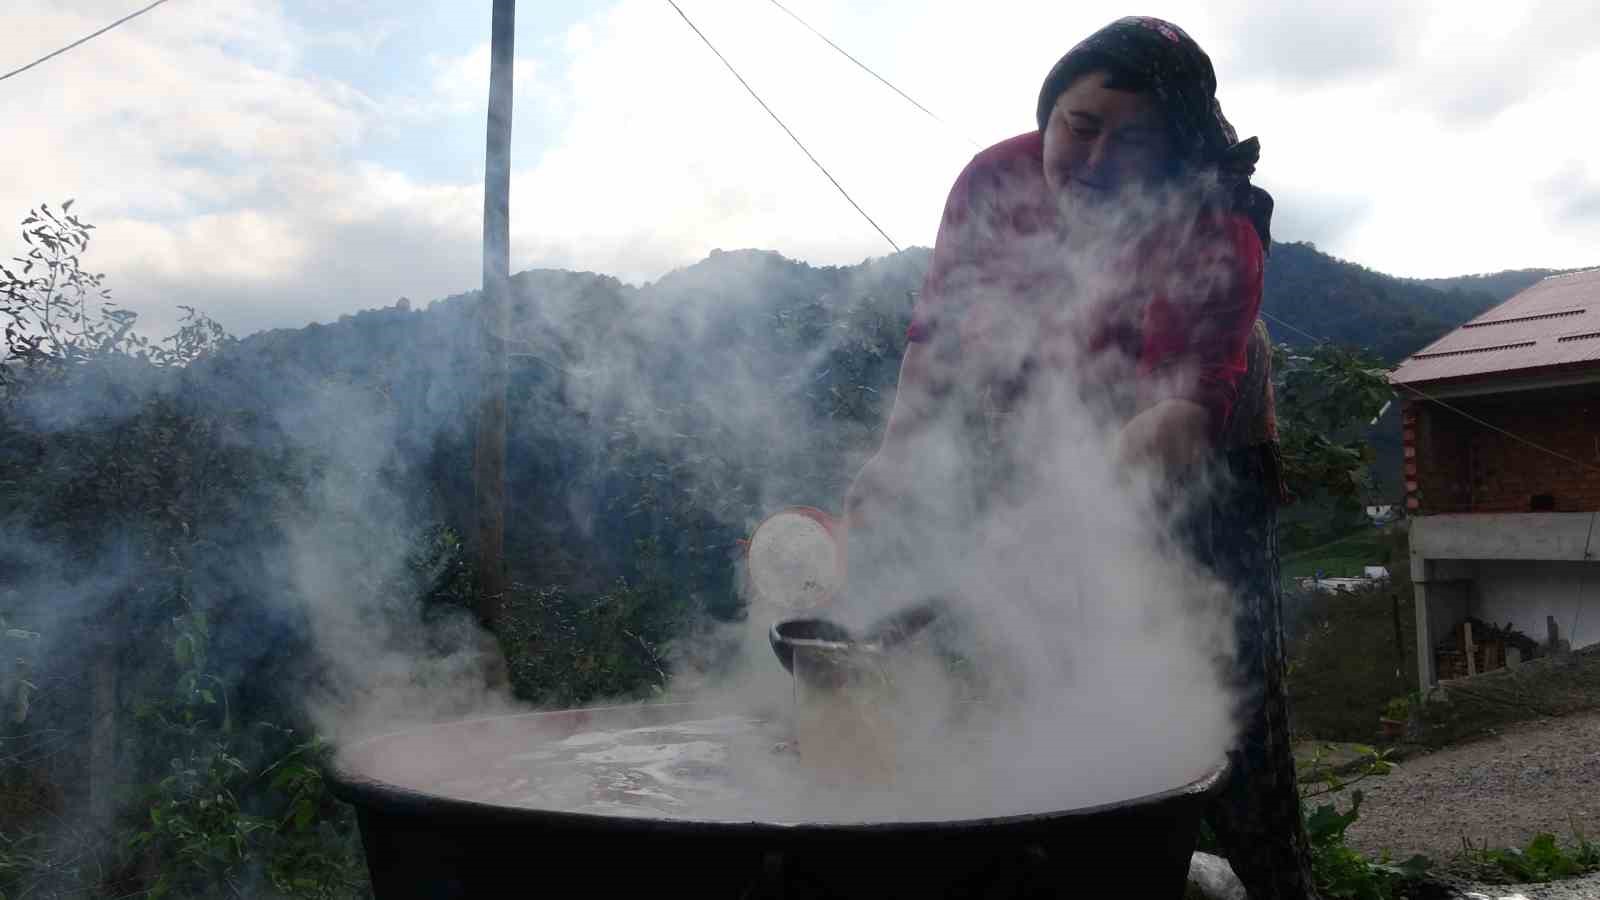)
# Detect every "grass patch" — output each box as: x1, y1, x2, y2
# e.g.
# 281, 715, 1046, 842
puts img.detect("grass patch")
1287, 584, 1418, 741
1285, 526, 1419, 743
1283, 529, 1395, 581
1456, 830, 1600, 884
